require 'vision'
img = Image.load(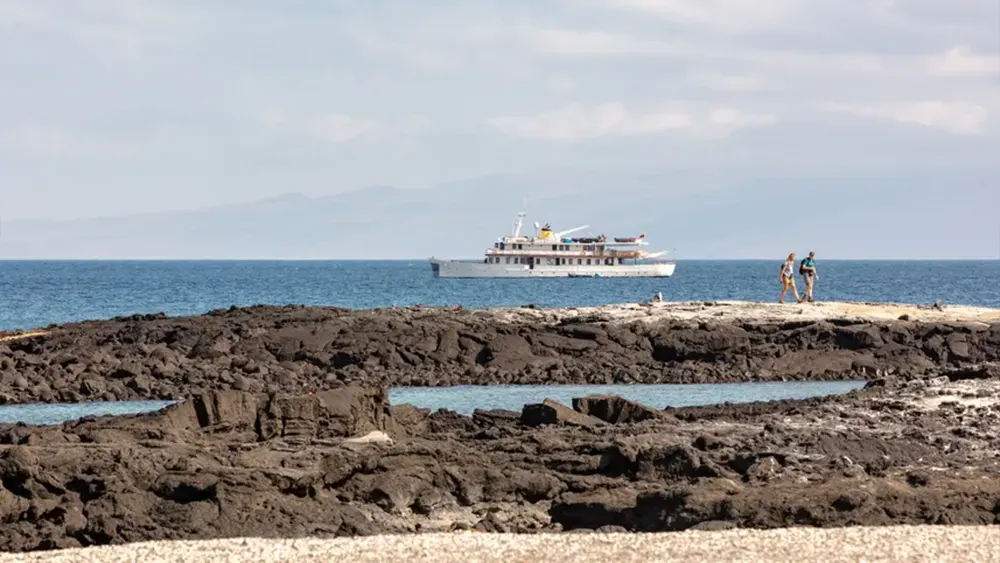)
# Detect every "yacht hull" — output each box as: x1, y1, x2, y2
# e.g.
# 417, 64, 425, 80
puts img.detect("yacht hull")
429, 258, 675, 279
